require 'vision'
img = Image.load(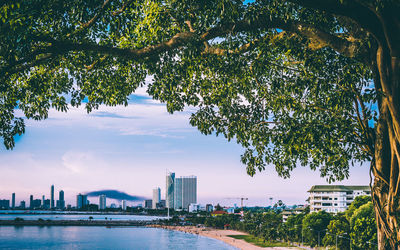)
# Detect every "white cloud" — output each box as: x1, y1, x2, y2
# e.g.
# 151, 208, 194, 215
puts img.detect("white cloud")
62, 151, 102, 173
24, 101, 196, 138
